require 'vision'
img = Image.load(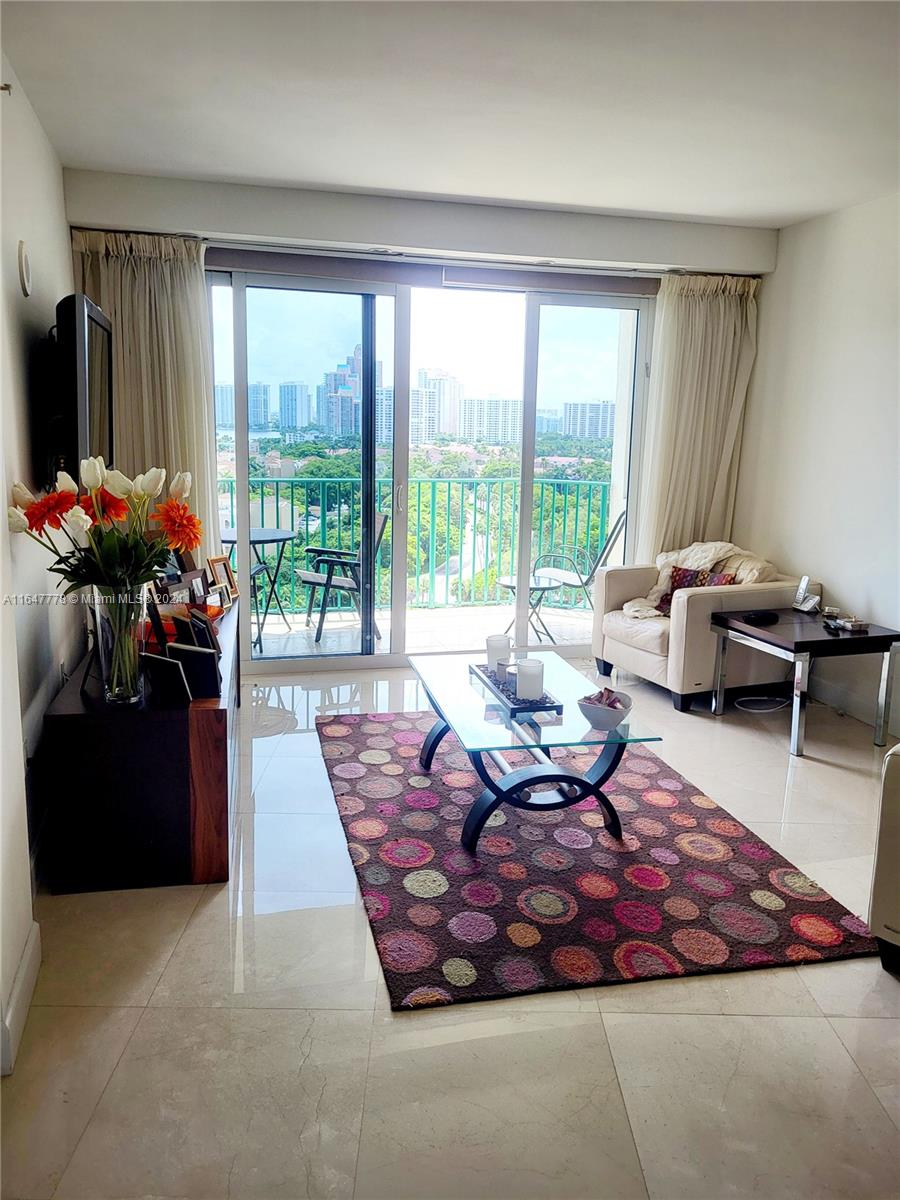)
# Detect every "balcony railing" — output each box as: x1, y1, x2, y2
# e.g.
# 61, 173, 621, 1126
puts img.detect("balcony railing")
218, 477, 610, 614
